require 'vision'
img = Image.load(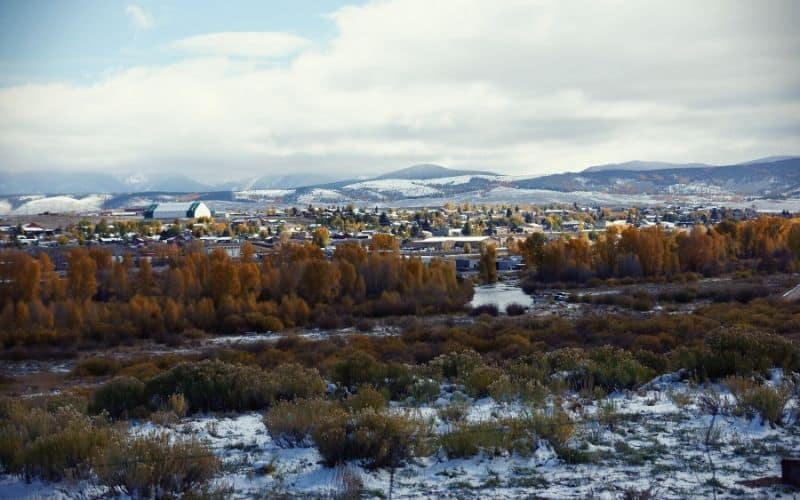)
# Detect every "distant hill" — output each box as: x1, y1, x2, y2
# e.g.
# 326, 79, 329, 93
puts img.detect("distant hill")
516, 158, 800, 197
583, 160, 712, 173
376, 164, 496, 180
